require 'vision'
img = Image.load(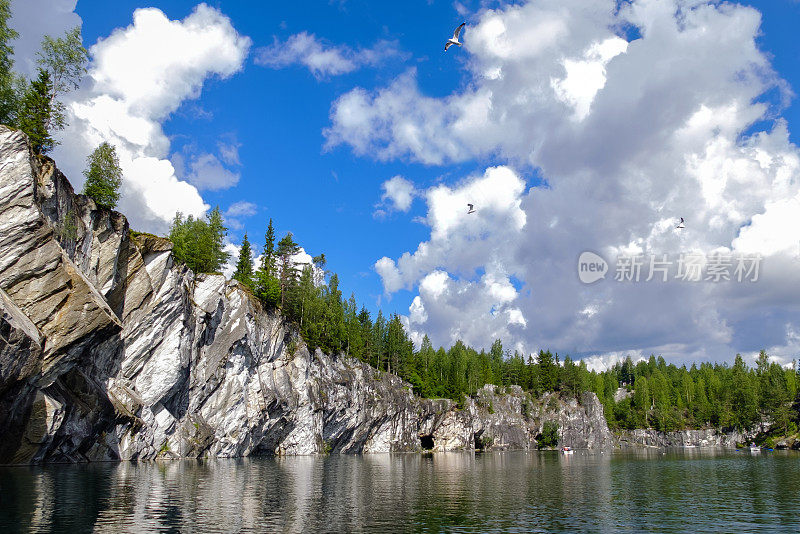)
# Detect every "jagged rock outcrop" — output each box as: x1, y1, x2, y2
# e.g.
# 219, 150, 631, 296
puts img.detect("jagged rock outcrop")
420, 386, 614, 451
0, 127, 613, 464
